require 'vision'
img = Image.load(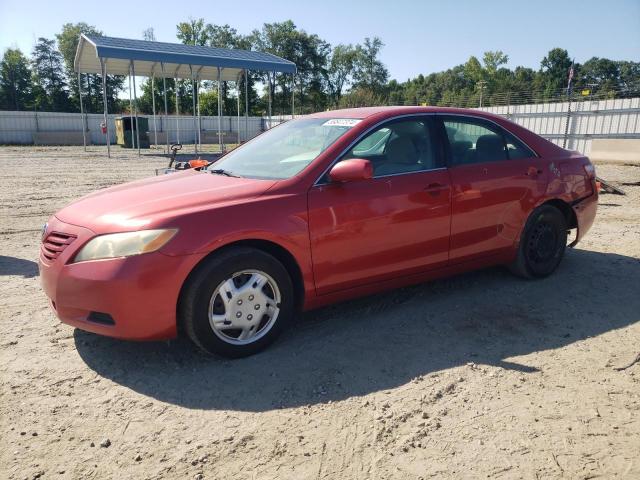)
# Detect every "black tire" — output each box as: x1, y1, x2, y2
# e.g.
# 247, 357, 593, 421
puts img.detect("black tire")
509, 205, 568, 279
179, 247, 295, 358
